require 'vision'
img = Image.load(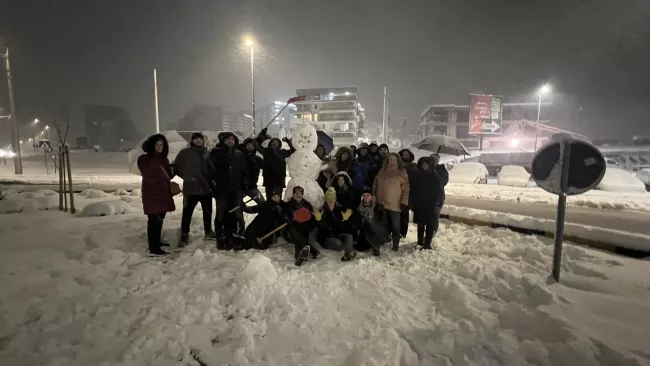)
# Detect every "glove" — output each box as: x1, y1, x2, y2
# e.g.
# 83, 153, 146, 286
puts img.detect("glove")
260, 128, 268, 136
341, 209, 353, 221
312, 209, 323, 221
